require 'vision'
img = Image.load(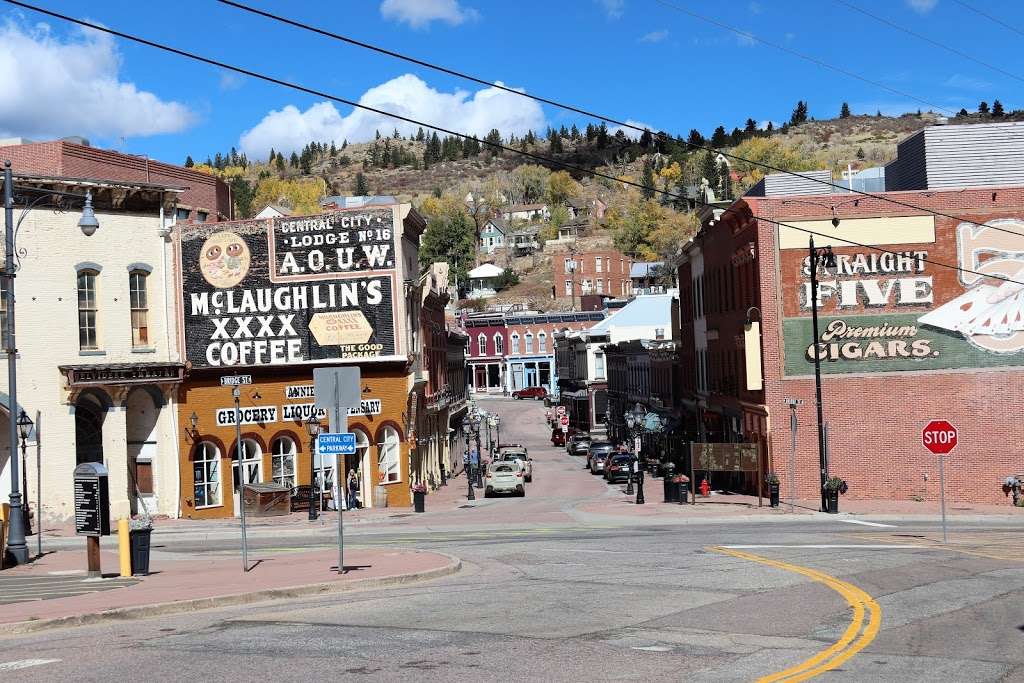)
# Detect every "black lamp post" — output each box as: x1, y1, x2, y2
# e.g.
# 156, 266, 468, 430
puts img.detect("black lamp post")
305, 413, 321, 520
493, 414, 501, 451
624, 403, 646, 498
16, 410, 33, 536
472, 414, 484, 488
808, 238, 838, 512
461, 416, 474, 501
3, 162, 100, 565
